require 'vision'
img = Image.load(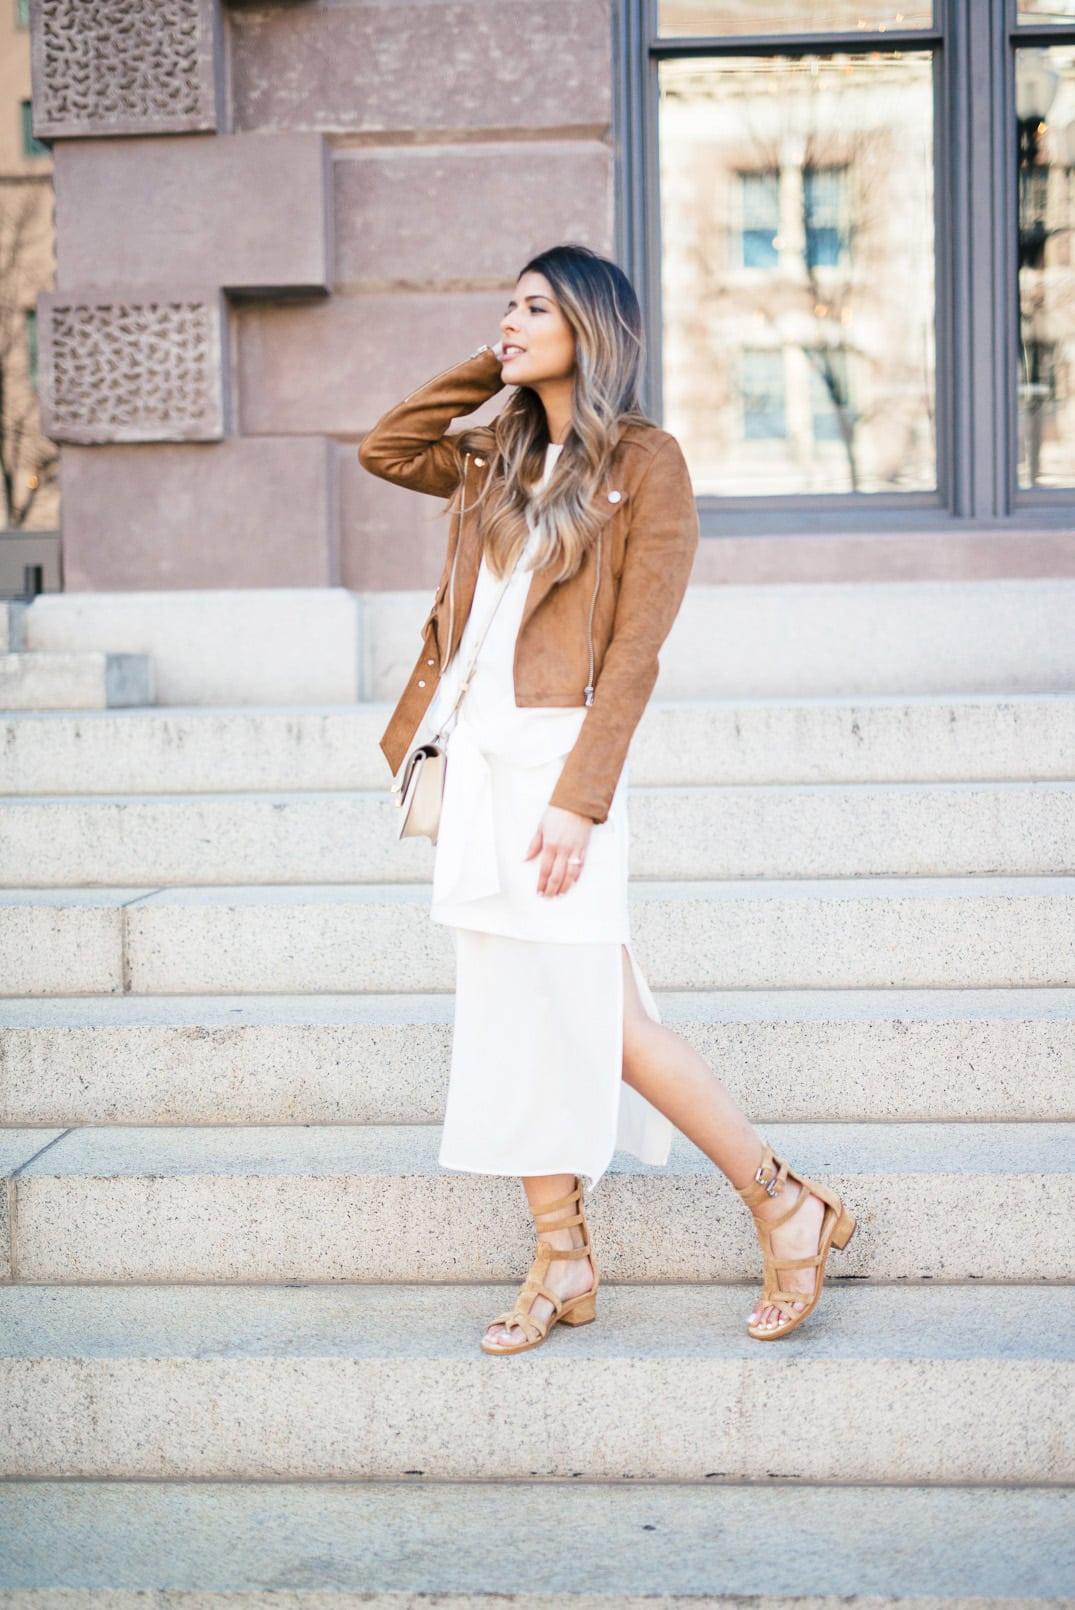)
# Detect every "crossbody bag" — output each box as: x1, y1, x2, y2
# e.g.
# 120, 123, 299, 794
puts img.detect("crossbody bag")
390, 564, 513, 844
